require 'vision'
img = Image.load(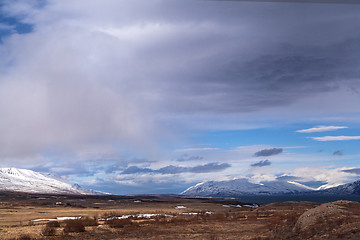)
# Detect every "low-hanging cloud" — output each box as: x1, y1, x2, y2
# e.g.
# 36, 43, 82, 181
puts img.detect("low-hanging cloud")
276, 175, 301, 181
251, 159, 272, 167
121, 162, 231, 175
254, 148, 283, 157
342, 168, 360, 175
